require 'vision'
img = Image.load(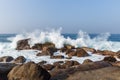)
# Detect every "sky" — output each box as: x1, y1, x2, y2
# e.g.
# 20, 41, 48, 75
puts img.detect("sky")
0, 0, 120, 33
